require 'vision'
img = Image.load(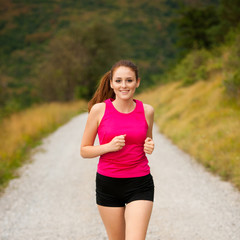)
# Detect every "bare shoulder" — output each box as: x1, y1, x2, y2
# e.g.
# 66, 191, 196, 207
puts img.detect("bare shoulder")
90, 102, 106, 114
89, 102, 106, 127
143, 103, 154, 116
142, 103, 154, 129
